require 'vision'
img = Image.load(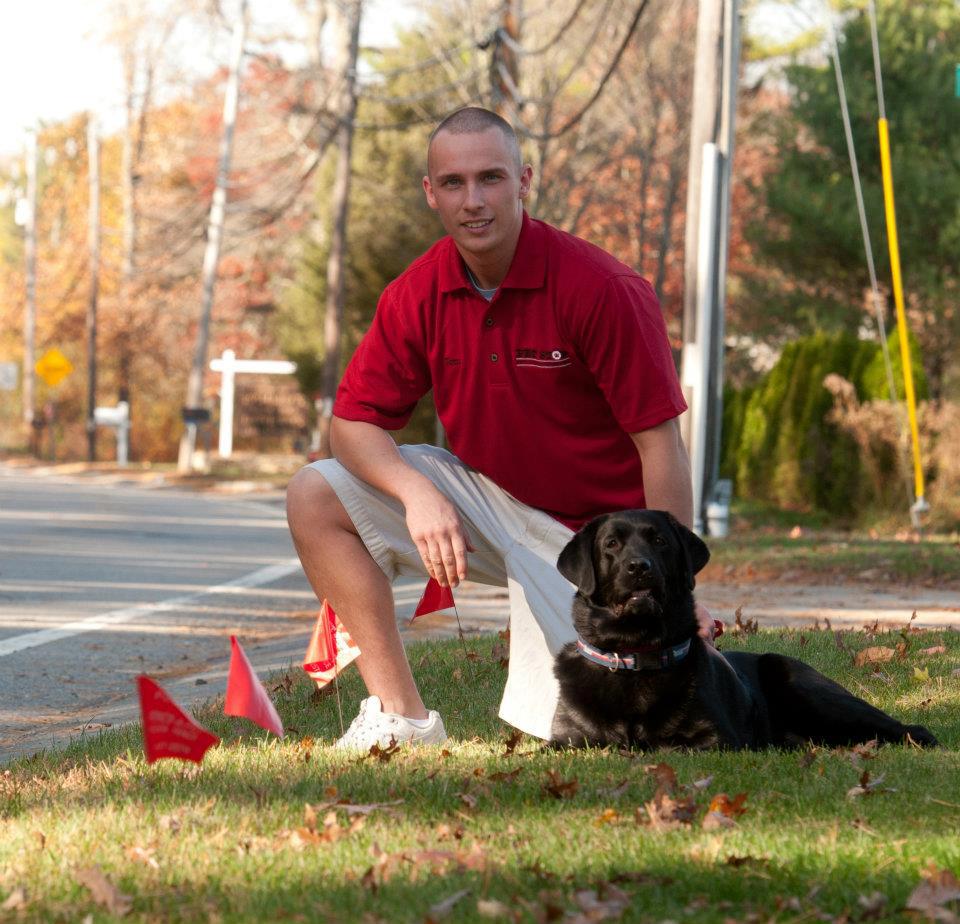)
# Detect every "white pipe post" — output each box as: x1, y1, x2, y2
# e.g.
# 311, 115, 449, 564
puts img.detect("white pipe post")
682, 143, 720, 535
